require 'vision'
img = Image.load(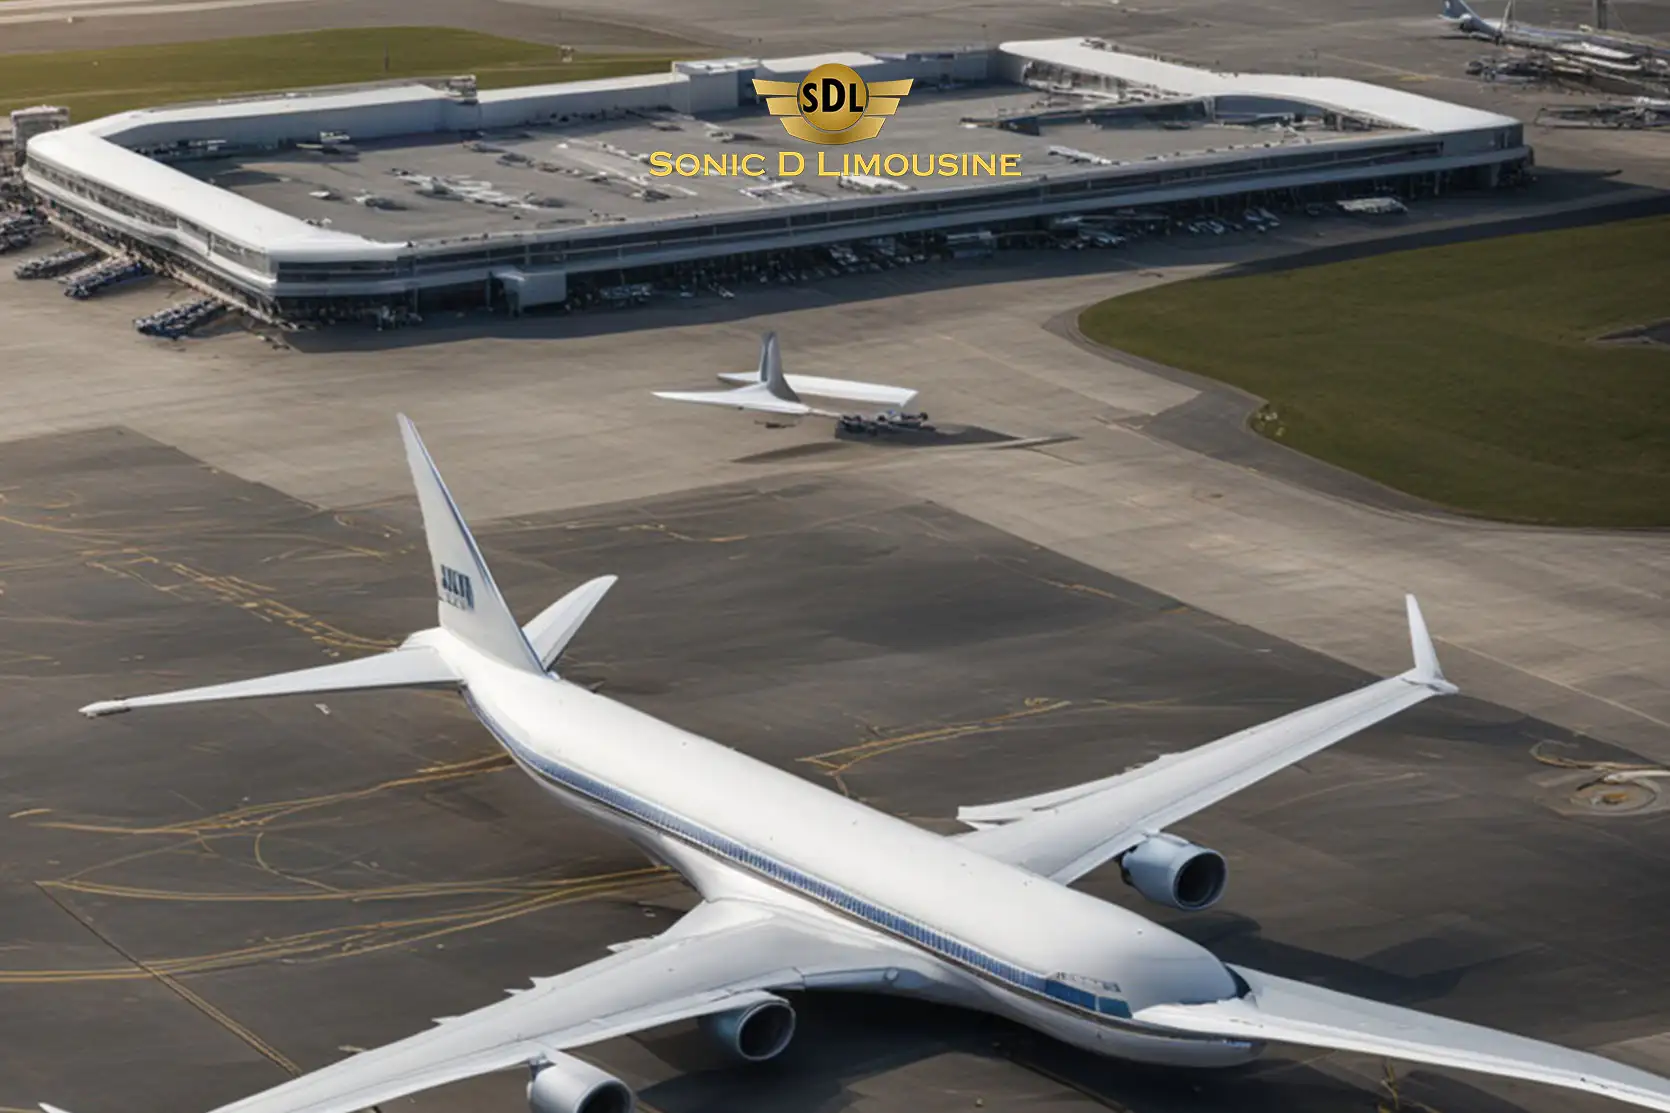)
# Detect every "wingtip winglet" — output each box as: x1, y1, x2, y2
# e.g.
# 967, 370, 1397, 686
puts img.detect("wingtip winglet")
42, 1102, 75, 1113
79, 699, 130, 718
1405, 594, 1458, 695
